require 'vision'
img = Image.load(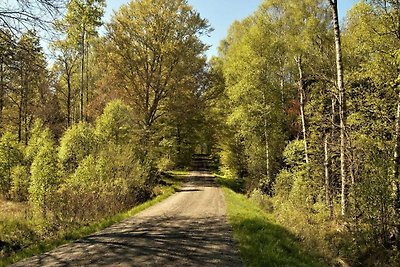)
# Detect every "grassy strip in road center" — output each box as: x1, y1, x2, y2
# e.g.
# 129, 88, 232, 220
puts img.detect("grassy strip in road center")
220, 184, 328, 267
1, 171, 187, 267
